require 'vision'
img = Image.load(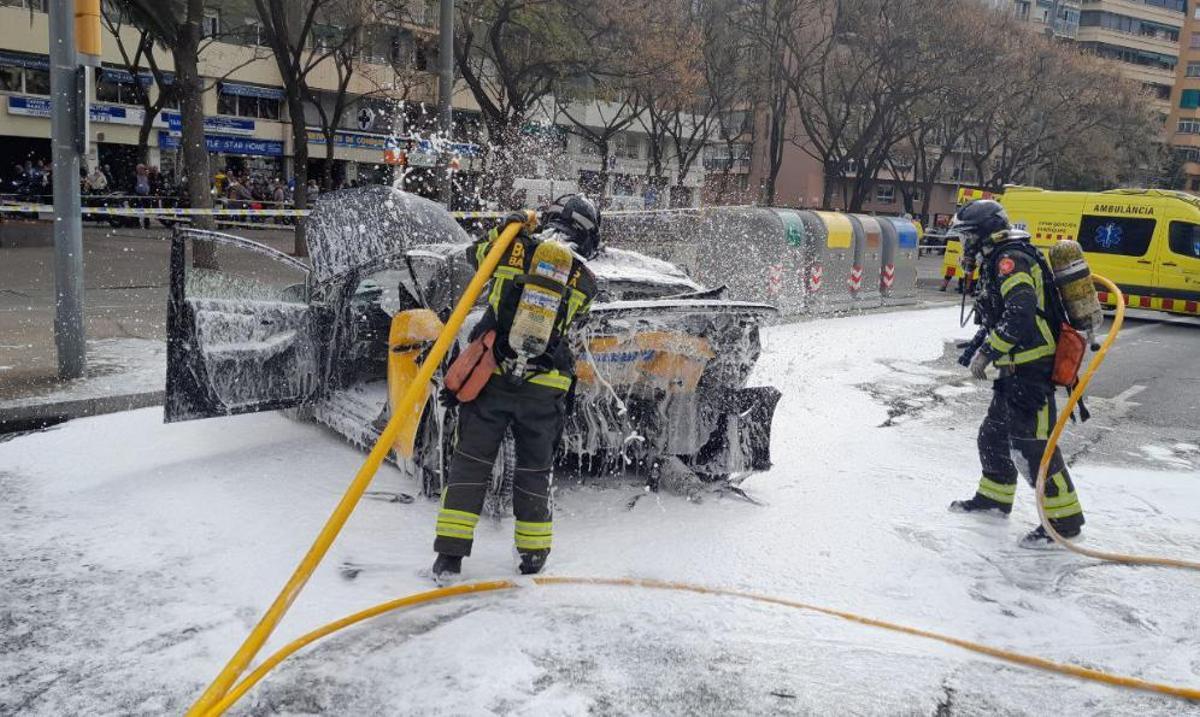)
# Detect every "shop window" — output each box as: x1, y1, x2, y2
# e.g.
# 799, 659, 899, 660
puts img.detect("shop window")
23, 68, 49, 95
0, 66, 21, 93
1168, 221, 1200, 258
1077, 215, 1155, 257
